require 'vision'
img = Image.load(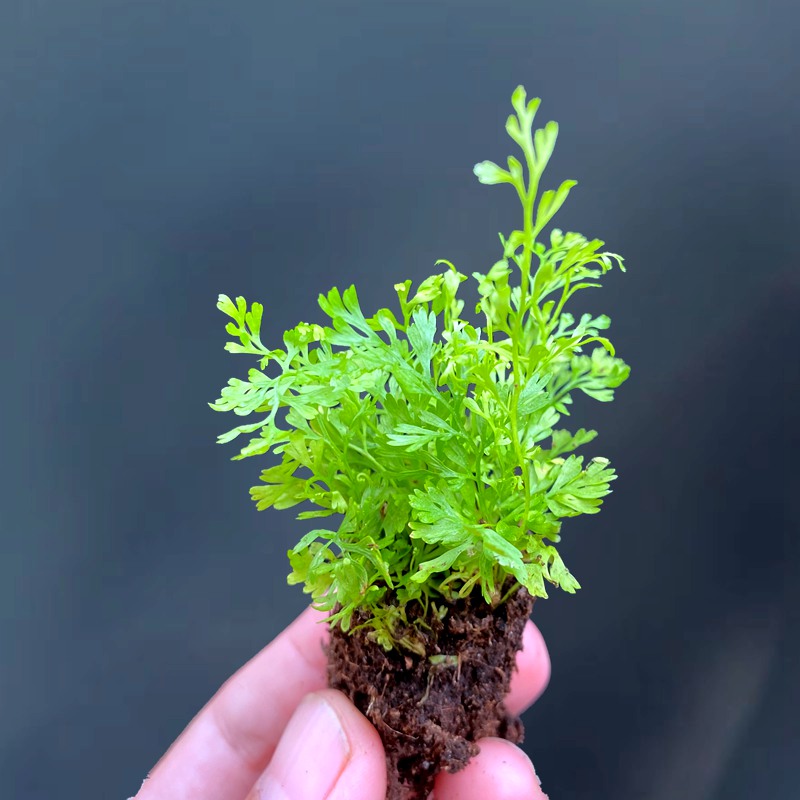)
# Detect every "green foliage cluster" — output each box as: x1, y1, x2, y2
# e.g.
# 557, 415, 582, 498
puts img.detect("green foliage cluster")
213, 86, 629, 651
